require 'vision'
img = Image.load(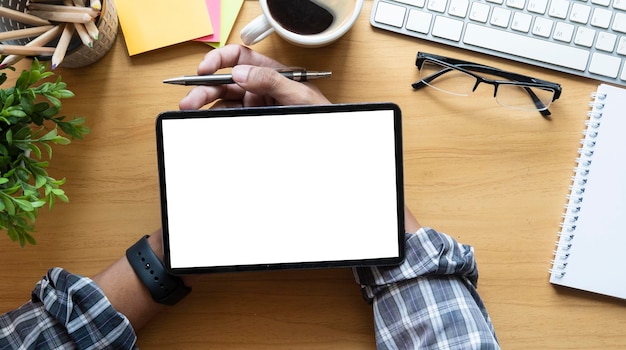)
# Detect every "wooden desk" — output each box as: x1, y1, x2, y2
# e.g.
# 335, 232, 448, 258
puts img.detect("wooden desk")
1, 1, 624, 348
